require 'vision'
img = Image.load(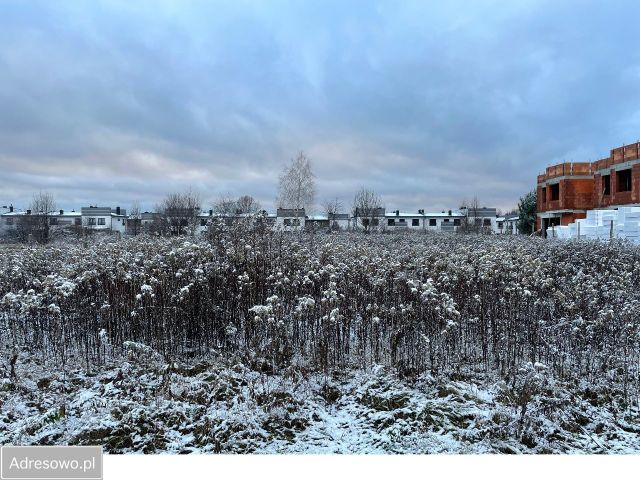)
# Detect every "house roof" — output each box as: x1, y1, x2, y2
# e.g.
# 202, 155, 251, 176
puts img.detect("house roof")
277, 208, 305, 217
54, 211, 81, 217
0, 211, 27, 216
